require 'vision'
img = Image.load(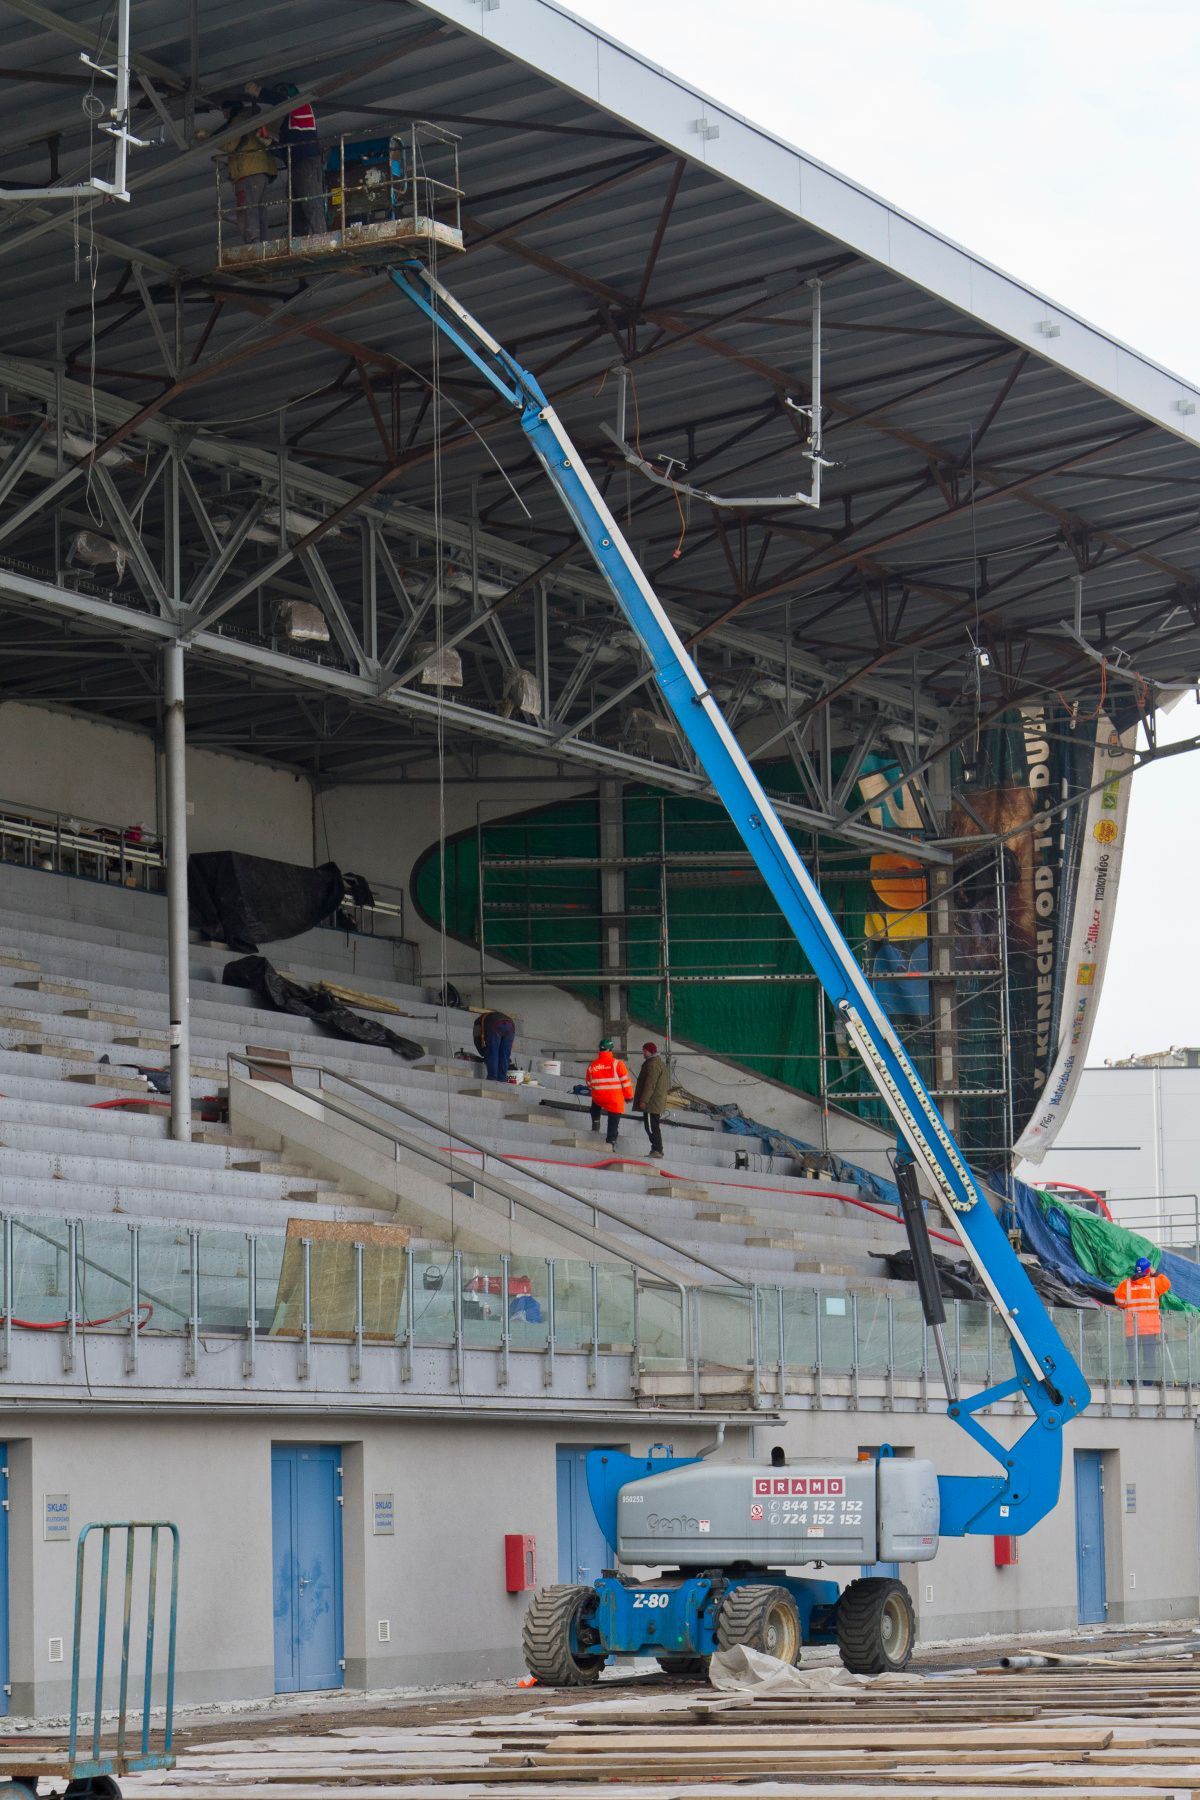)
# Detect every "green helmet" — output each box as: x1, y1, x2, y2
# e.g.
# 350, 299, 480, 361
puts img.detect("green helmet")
599, 1036, 614, 1051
